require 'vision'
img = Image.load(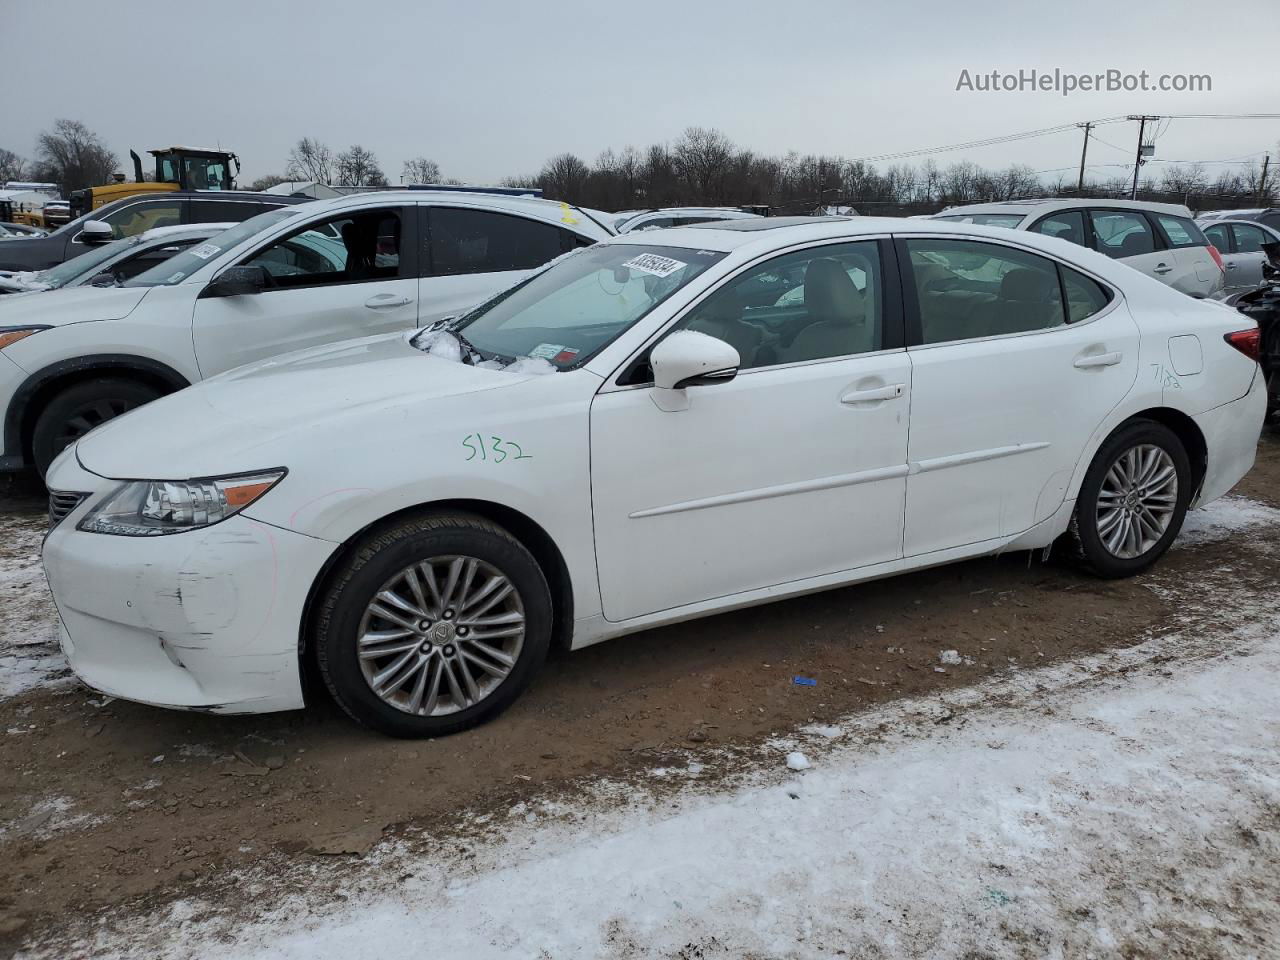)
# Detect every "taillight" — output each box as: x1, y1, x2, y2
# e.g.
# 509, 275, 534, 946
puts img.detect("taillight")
1225, 328, 1261, 362
1207, 244, 1226, 272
